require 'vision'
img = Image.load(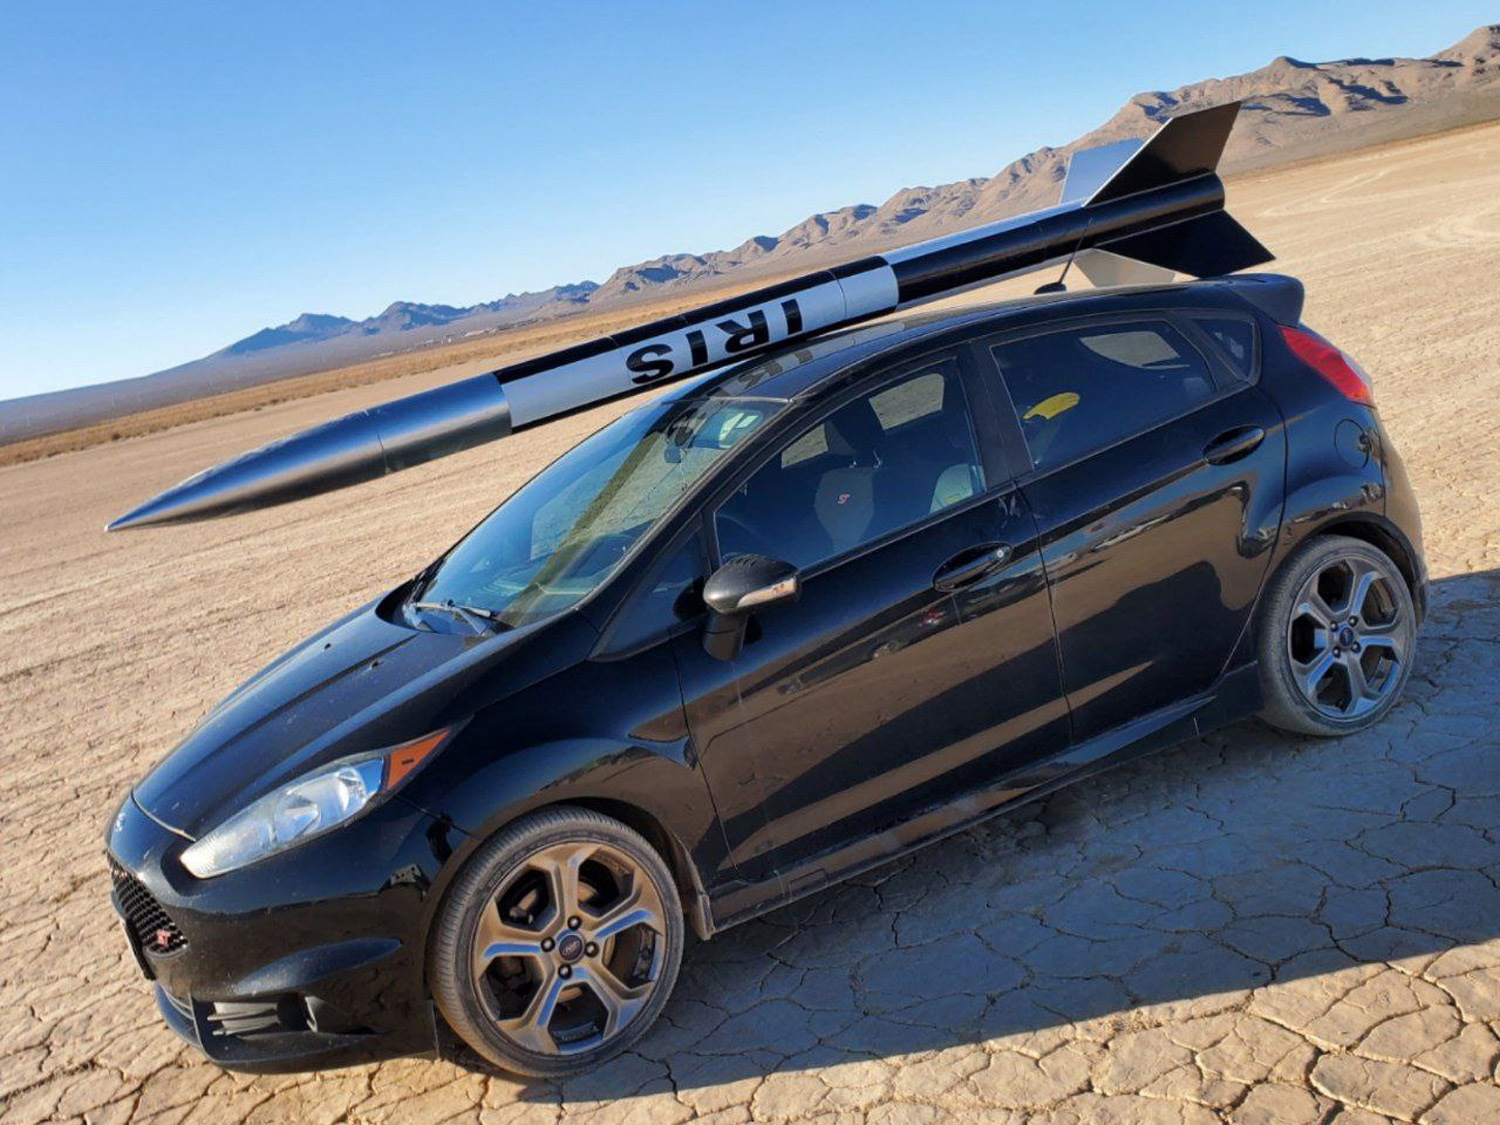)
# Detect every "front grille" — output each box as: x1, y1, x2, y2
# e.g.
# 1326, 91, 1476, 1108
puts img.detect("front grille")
108, 858, 188, 955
